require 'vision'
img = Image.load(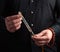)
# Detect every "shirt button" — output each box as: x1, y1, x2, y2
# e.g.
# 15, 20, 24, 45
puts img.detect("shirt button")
31, 0, 34, 2
31, 24, 34, 27
31, 11, 34, 14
